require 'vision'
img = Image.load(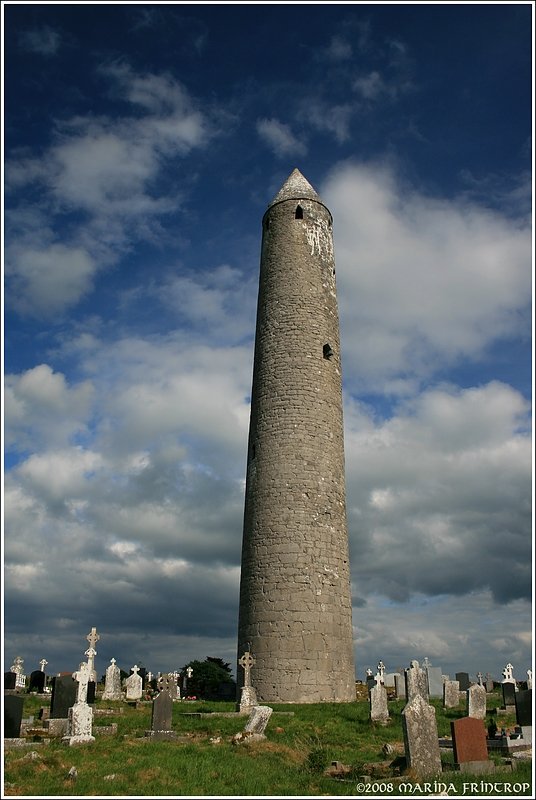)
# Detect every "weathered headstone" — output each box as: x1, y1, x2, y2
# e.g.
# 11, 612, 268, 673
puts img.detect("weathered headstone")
232, 705, 273, 743
455, 672, 470, 692
63, 662, 95, 745
146, 674, 175, 740
85, 627, 100, 682
485, 673, 494, 693
369, 682, 389, 724
426, 666, 443, 699
451, 717, 491, 772
405, 660, 428, 701
502, 682, 516, 709
50, 675, 77, 718
515, 689, 532, 727
29, 670, 45, 693
527, 670, 532, 690
4, 695, 24, 737
394, 673, 406, 699
237, 651, 258, 712
10, 656, 26, 690
467, 683, 486, 719
401, 694, 442, 778
125, 665, 143, 701
102, 658, 122, 700
443, 680, 460, 709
